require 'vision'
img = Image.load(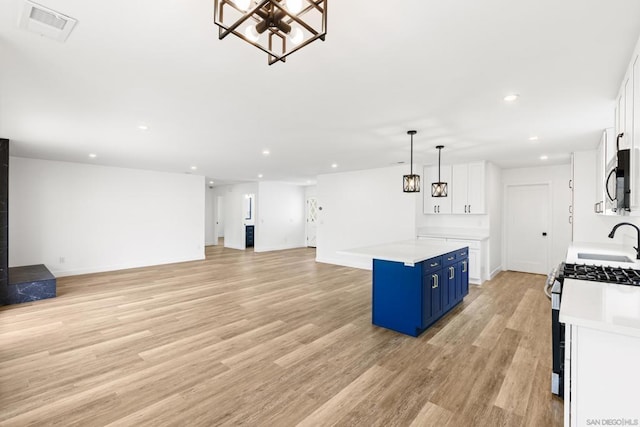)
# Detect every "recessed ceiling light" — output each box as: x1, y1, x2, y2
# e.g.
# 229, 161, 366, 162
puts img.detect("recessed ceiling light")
262, 149, 270, 156
88, 153, 97, 158
331, 163, 338, 168
503, 94, 519, 102
306, 180, 312, 184
540, 155, 548, 160
190, 166, 197, 170
529, 136, 539, 141
258, 174, 263, 178
209, 180, 214, 185
138, 124, 149, 131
